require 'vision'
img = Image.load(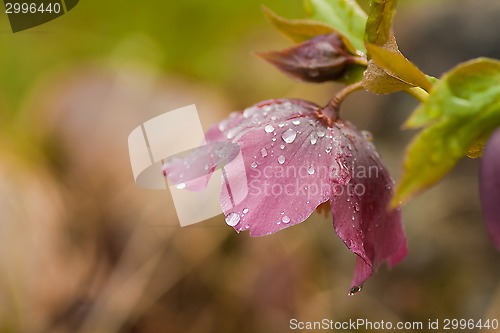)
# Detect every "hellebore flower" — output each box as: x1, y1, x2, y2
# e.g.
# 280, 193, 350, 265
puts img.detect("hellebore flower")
480, 128, 500, 250
164, 98, 406, 294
